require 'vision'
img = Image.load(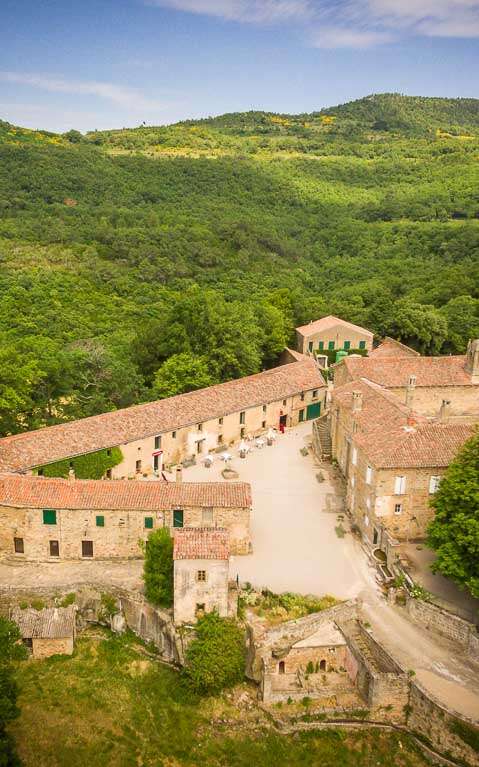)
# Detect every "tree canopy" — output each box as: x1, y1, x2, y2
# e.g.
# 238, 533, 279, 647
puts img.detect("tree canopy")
182, 612, 245, 696
142, 528, 174, 607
